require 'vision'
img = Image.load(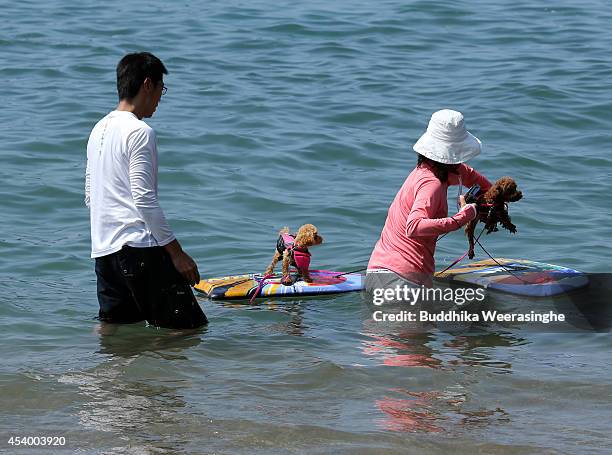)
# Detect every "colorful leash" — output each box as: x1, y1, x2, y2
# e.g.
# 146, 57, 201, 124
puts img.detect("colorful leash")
436, 250, 470, 276
248, 273, 273, 304
436, 224, 487, 276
